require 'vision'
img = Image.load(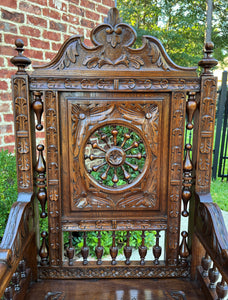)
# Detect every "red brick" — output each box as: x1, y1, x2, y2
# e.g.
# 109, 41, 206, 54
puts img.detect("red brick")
29, 0, 47, 5
50, 20, 67, 32
2, 145, 15, 152
30, 38, 50, 50
102, 0, 114, 6
43, 8, 61, 20
96, 4, 110, 15
80, 0, 95, 10
69, 4, 84, 16
0, 81, 9, 90
27, 15, 47, 28
1, 9, 25, 23
3, 114, 14, 122
0, 69, 16, 78
19, 2, 41, 15
49, 0, 67, 12
0, 92, 11, 101
0, 57, 5, 66
45, 52, 56, 61
62, 13, 79, 24
70, 0, 79, 4
0, 46, 16, 57
85, 10, 100, 21
81, 18, 95, 28
36, 131, 45, 138
26, 49, 43, 60
4, 34, 28, 47
84, 38, 93, 47
0, 124, 12, 135
43, 30, 61, 41
20, 26, 41, 38
51, 42, 62, 51
4, 135, 15, 144
0, 0, 17, 9
0, 22, 17, 33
